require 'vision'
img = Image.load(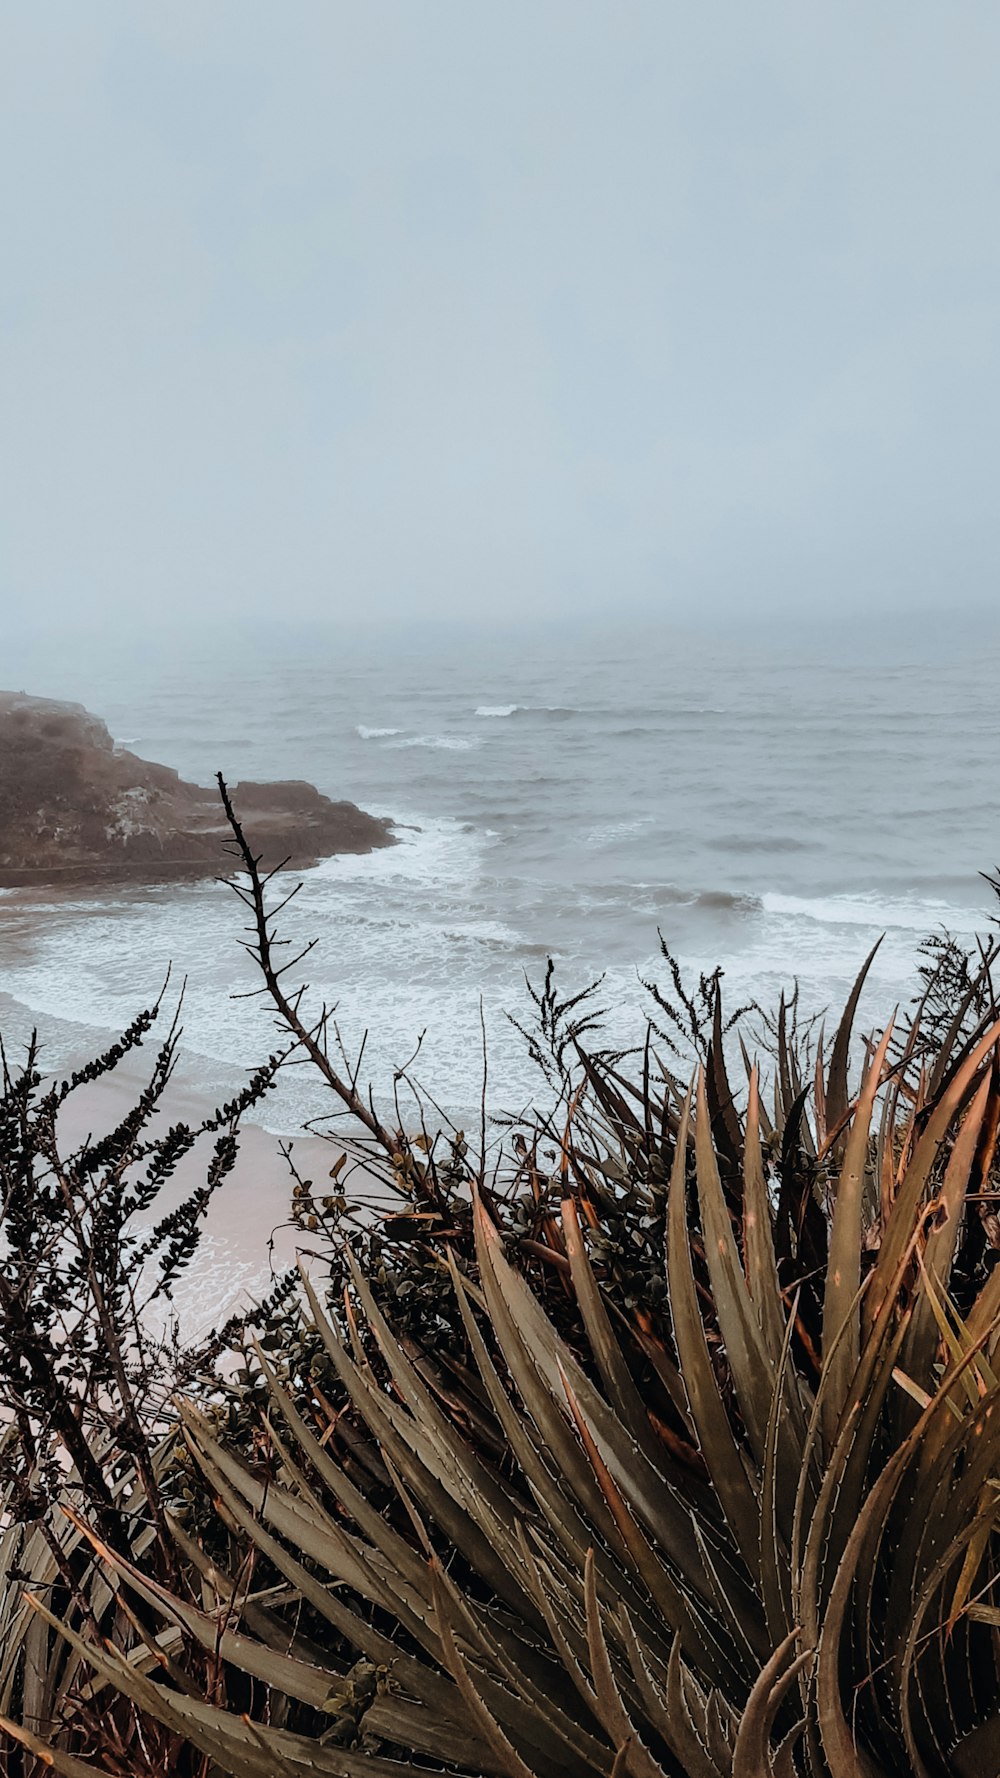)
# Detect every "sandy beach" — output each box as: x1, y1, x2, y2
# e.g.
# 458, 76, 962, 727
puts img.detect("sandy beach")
49, 1054, 384, 1341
